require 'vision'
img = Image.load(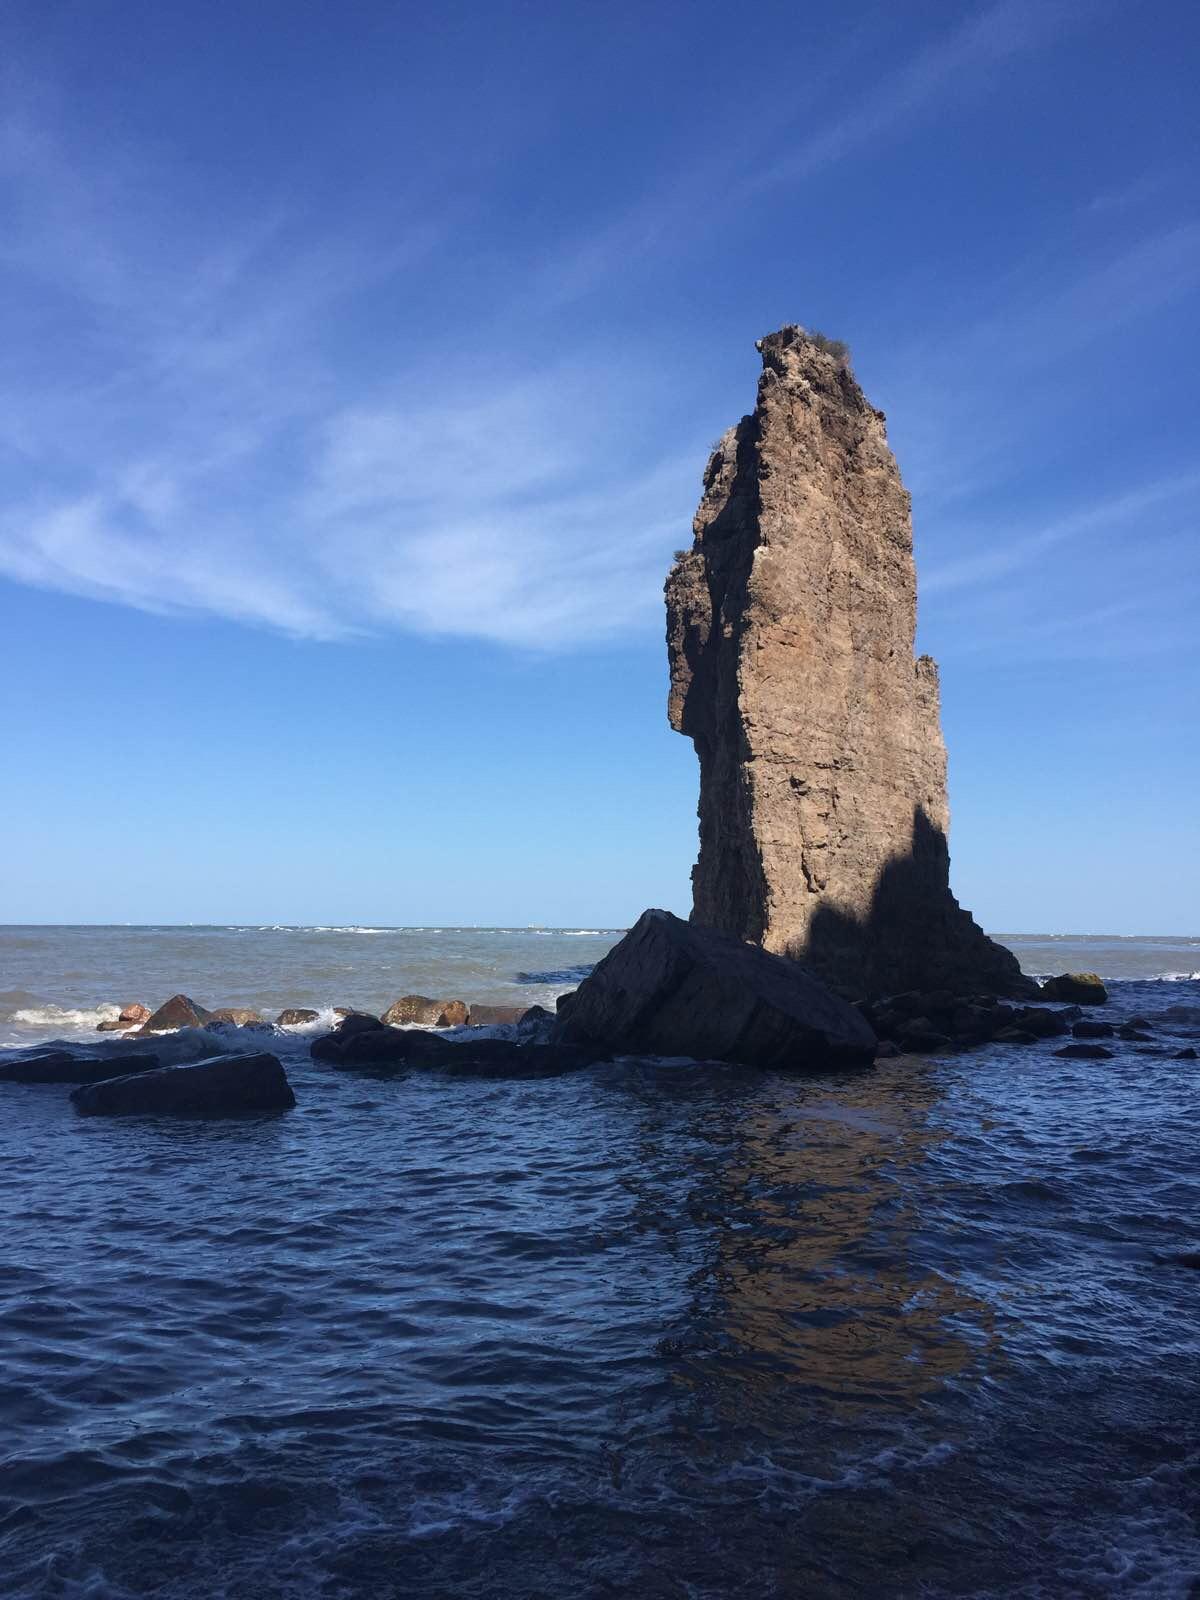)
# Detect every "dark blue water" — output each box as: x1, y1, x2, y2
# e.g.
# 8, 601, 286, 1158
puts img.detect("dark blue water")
1, 977, 1198, 1597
